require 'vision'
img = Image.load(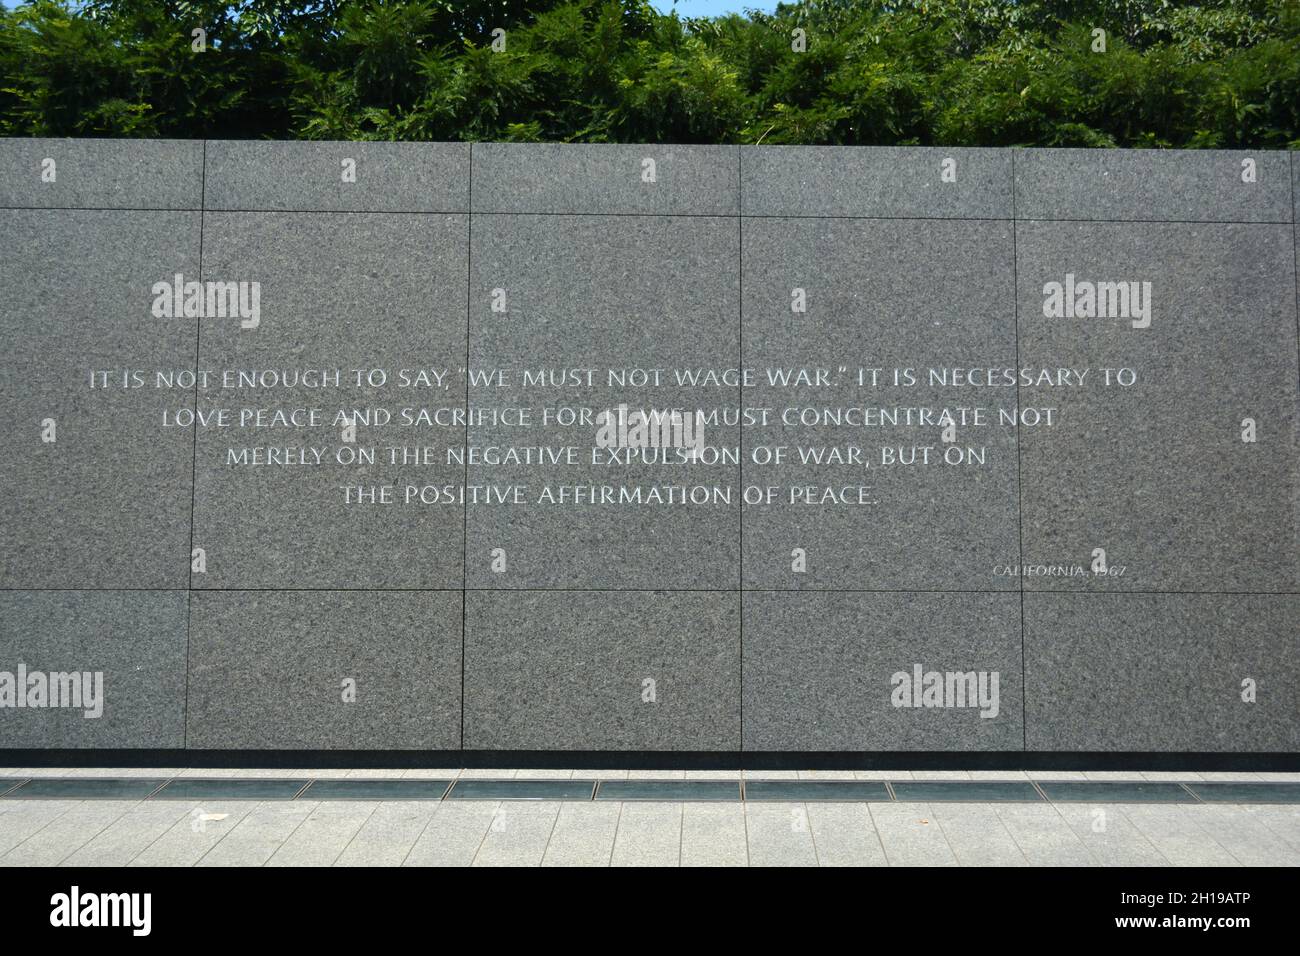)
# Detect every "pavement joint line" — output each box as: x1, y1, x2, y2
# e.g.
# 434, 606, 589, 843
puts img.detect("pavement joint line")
677, 804, 684, 867
1244, 803, 1300, 857
53, 801, 140, 867
864, 800, 891, 864
992, 803, 1034, 864
741, 798, 751, 867
928, 805, 963, 866
607, 802, 623, 867
331, 800, 382, 866
124, 801, 198, 867
469, 801, 502, 866
539, 801, 563, 865
1, 799, 78, 862
1124, 805, 1178, 867
229, 799, 316, 868
804, 802, 822, 867
275, 799, 322, 864
397, 801, 443, 868
1173, 802, 1242, 864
